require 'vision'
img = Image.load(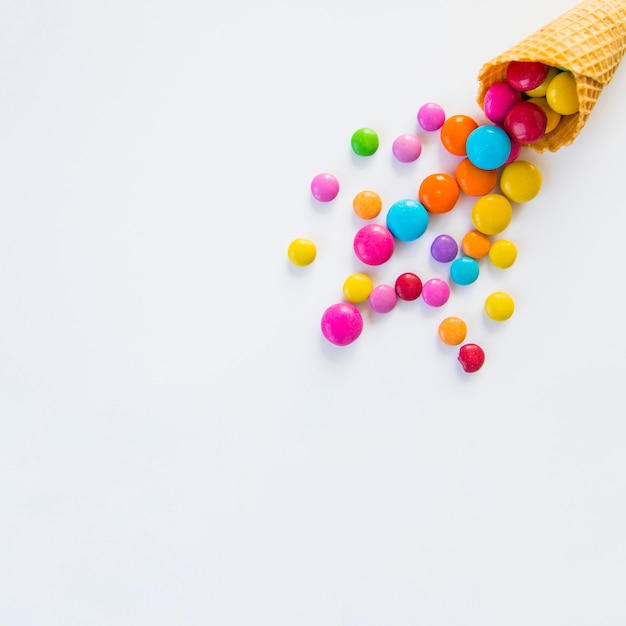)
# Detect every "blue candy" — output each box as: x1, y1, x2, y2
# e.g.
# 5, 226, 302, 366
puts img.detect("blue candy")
386, 199, 429, 242
466, 125, 511, 170
450, 256, 480, 285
